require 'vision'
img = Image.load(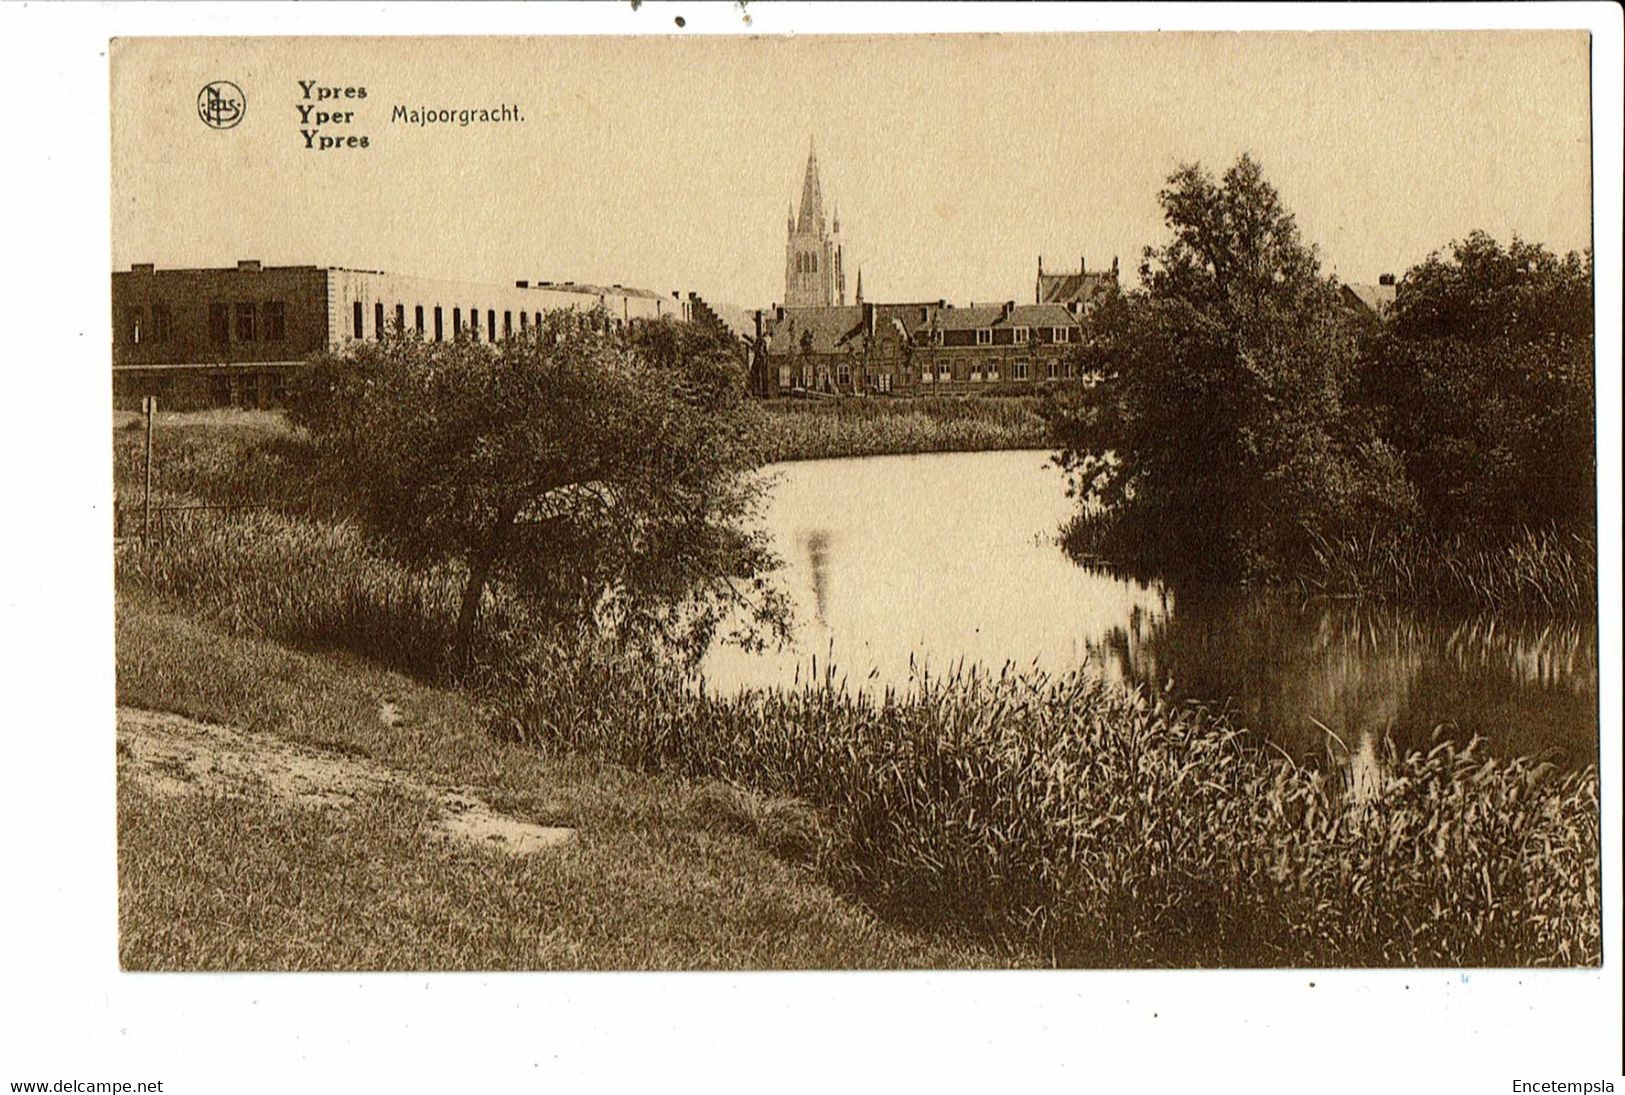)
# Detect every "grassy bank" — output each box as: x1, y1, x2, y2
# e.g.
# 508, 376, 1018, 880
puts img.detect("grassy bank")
751, 395, 1049, 463
117, 595, 1000, 970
